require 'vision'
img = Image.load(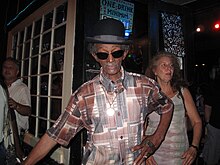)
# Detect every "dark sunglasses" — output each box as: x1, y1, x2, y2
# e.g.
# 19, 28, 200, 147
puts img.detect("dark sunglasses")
95, 50, 124, 60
